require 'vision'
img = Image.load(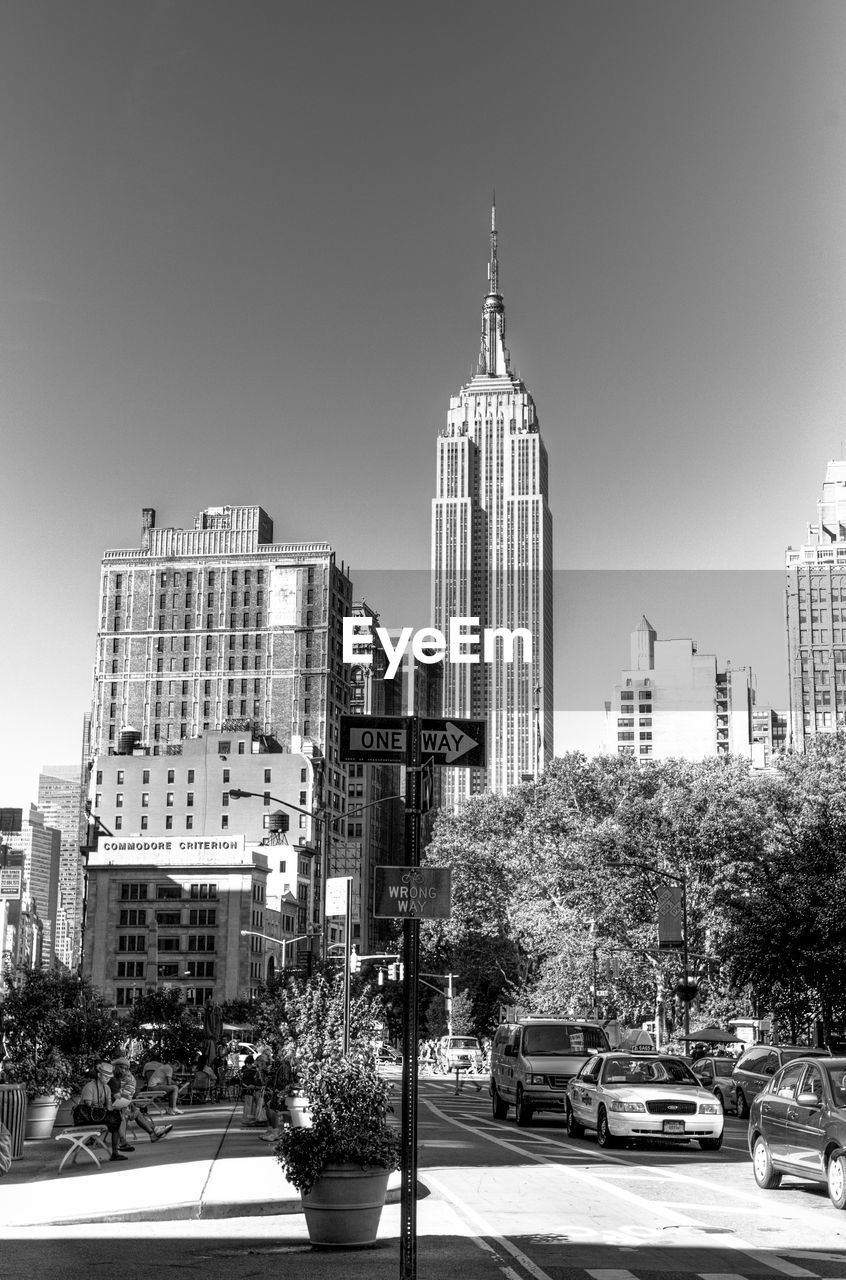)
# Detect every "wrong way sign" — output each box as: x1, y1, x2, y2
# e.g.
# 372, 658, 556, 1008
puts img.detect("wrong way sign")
418, 718, 486, 768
